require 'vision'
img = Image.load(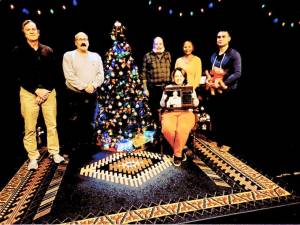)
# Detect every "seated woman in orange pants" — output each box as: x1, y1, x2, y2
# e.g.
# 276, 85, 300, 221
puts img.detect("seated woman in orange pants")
160, 67, 199, 166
